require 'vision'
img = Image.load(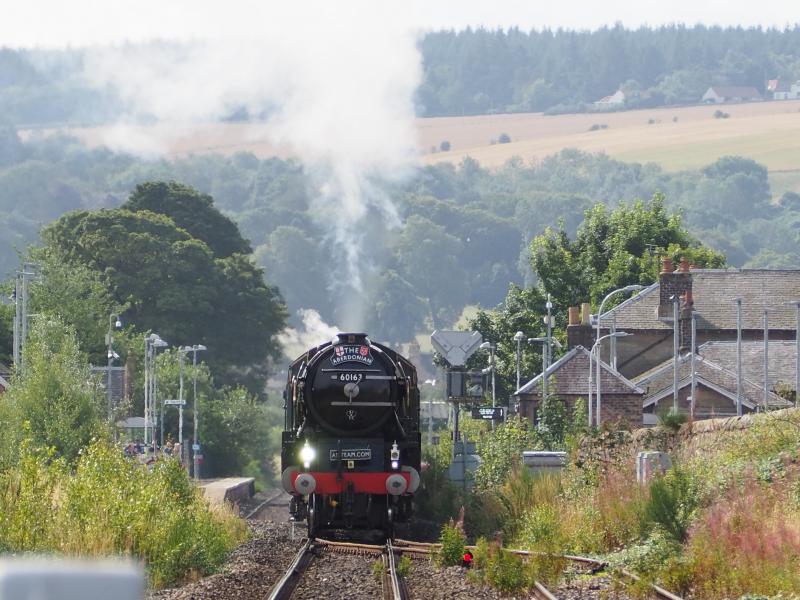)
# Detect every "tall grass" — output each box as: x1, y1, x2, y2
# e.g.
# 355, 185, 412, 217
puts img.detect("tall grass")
661, 476, 800, 599
0, 440, 246, 588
